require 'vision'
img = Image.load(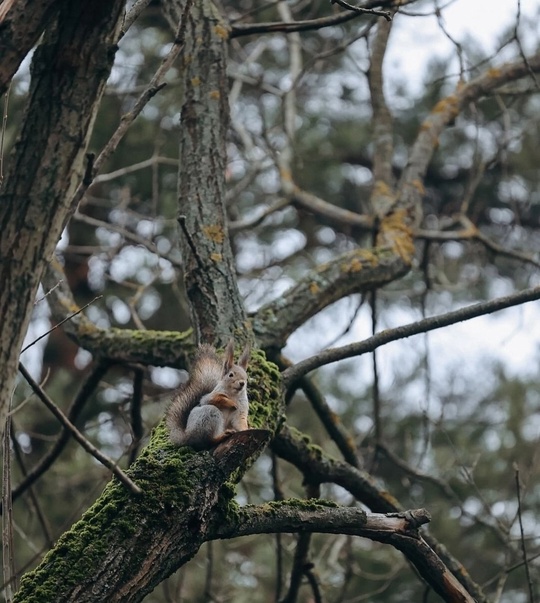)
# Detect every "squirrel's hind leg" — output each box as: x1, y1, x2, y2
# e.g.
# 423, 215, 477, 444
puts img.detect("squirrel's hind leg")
184, 405, 227, 450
